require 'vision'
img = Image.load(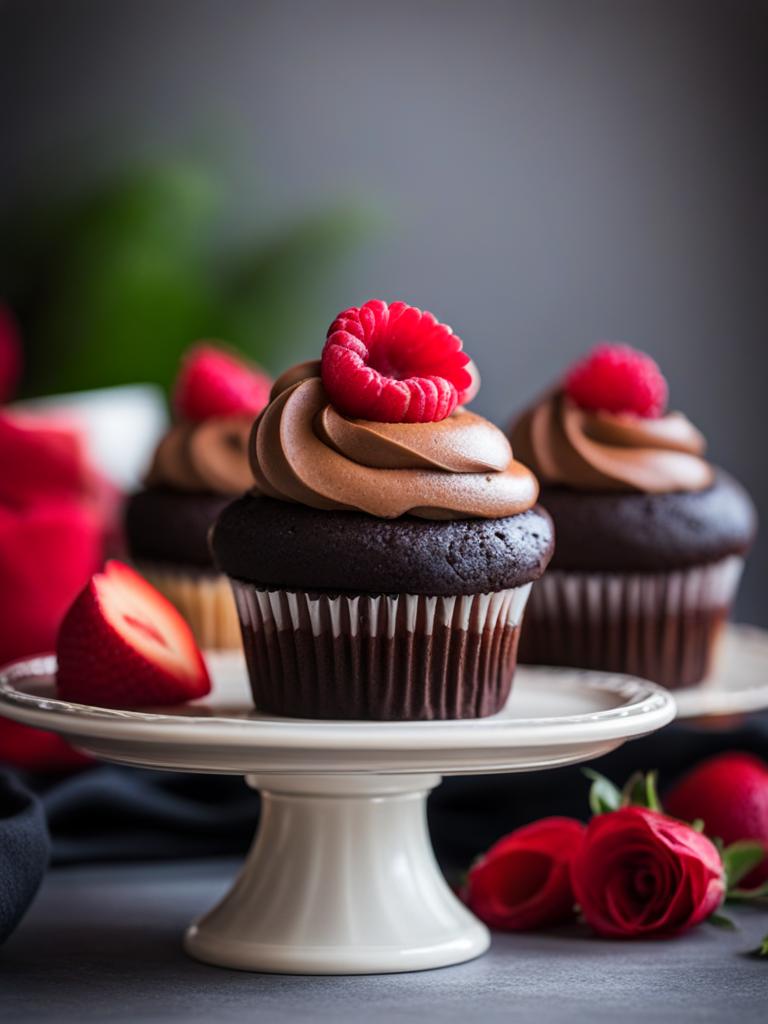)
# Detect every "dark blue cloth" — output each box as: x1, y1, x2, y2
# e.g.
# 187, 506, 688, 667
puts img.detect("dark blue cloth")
0, 771, 49, 944
2, 714, 767, 942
